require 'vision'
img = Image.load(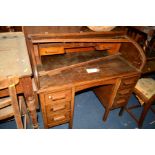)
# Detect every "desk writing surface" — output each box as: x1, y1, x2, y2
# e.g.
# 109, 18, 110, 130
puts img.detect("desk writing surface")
39, 50, 109, 73
0, 32, 32, 78
39, 55, 138, 91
